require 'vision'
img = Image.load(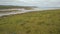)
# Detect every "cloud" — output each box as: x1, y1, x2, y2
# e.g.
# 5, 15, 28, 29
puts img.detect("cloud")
0, 0, 60, 7
20, 0, 60, 7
